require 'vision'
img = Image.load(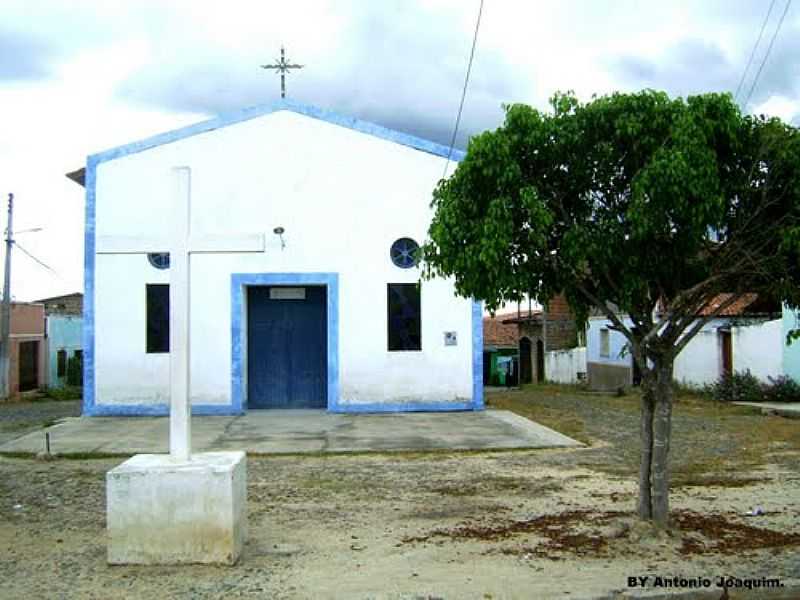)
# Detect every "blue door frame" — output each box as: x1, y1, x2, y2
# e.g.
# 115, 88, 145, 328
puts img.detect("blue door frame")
231, 273, 340, 412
